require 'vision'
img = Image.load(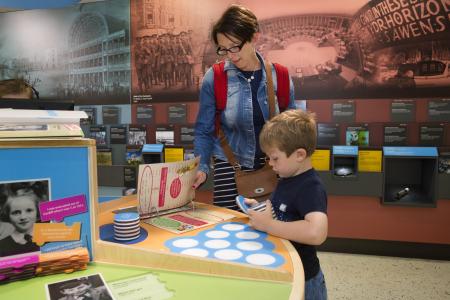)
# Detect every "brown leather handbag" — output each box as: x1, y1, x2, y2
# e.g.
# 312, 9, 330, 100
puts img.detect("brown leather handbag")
218, 60, 279, 202
234, 162, 278, 201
